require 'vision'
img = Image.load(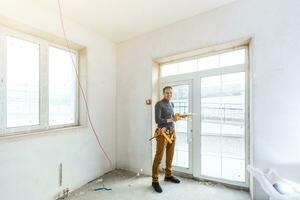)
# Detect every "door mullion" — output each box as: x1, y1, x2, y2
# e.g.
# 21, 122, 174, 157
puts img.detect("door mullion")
0, 33, 7, 134
192, 77, 202, 178
0, 32, 4, 133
